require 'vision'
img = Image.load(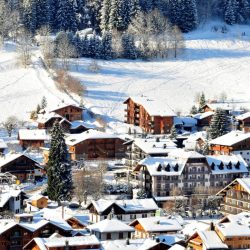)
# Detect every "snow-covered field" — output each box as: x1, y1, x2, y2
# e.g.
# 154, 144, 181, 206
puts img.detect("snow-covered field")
0, 43, 74, 122
1, 22, 250, 124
